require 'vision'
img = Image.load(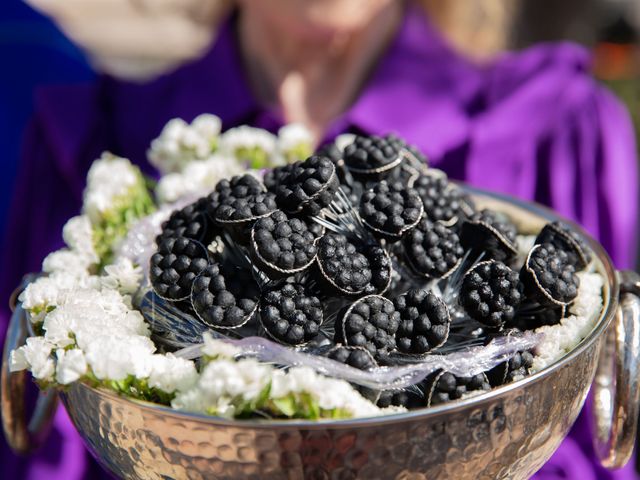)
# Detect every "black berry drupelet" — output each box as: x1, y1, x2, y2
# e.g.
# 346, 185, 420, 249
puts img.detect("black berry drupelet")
336, 295, 400, 360
251, 210, 319, 276
191, 263, 259, 329
327, 345, 377, 370
460, 209, 518, 261
259, 283, 323, 345
386, 133, 428, 166
150, 236, 209, 301
486, 350, 534, 386
536, 221, 592, 270
359, 181, 423, 240
521, 243, 580, 307
412, 171, 466, 226
362, 244, 393, 295
157, 197, 213, 244
404, 218, 464, 279
459, 260, 523, 329
273, 155, 339, 215
210, 174, 277, 224
343, 135, 402, 176
393, 289, 451, 354
424, 371, 491, 406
